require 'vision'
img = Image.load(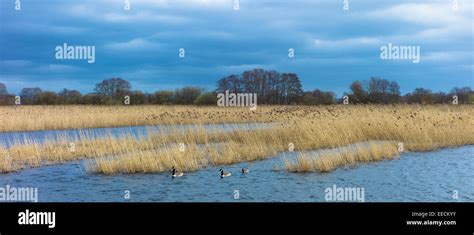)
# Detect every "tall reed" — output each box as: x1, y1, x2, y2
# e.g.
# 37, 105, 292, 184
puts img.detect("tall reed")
284, 142, 400, 172
1, 105, 473, 174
